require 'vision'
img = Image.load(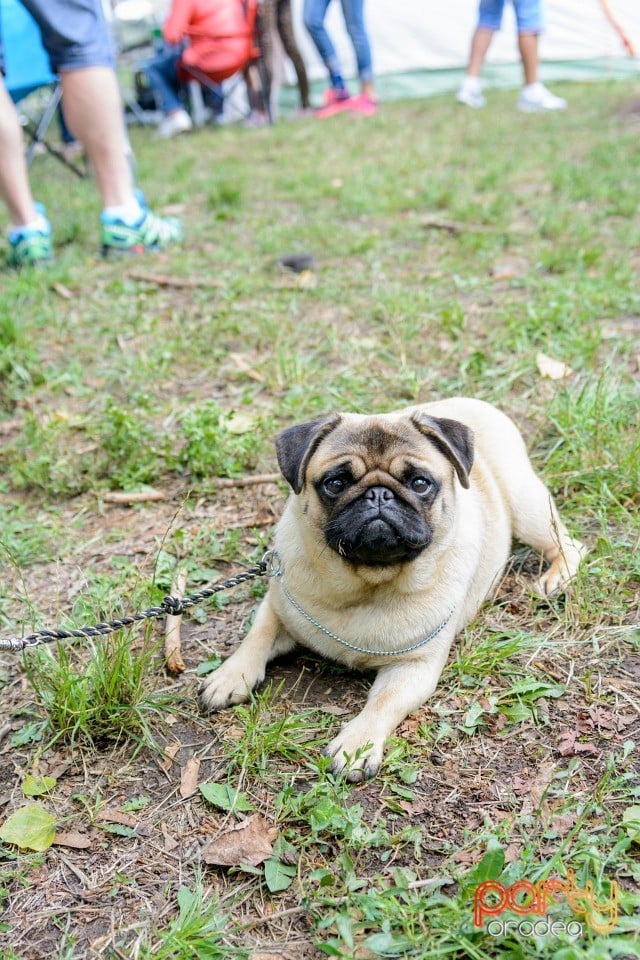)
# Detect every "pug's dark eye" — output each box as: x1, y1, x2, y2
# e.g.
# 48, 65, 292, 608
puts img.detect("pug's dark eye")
323, 476, 347, 497
410, 476, 432, 494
